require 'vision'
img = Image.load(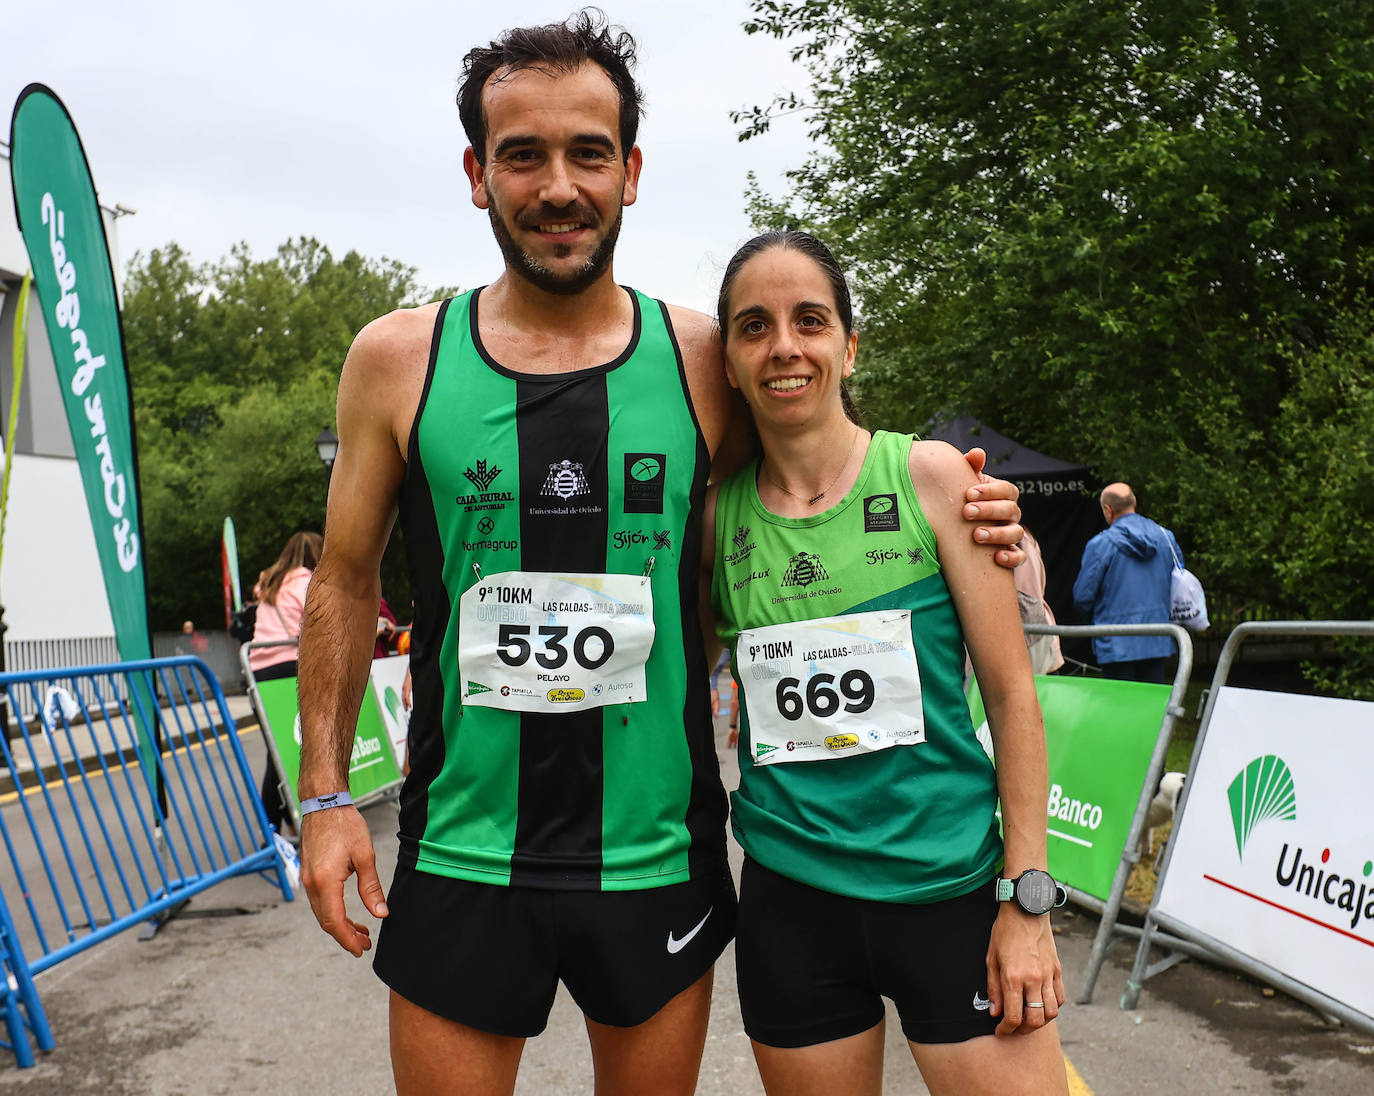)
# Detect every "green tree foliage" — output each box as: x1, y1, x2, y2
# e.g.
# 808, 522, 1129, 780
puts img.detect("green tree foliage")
740, 0, 1374, 693
124, 238, 451, 631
